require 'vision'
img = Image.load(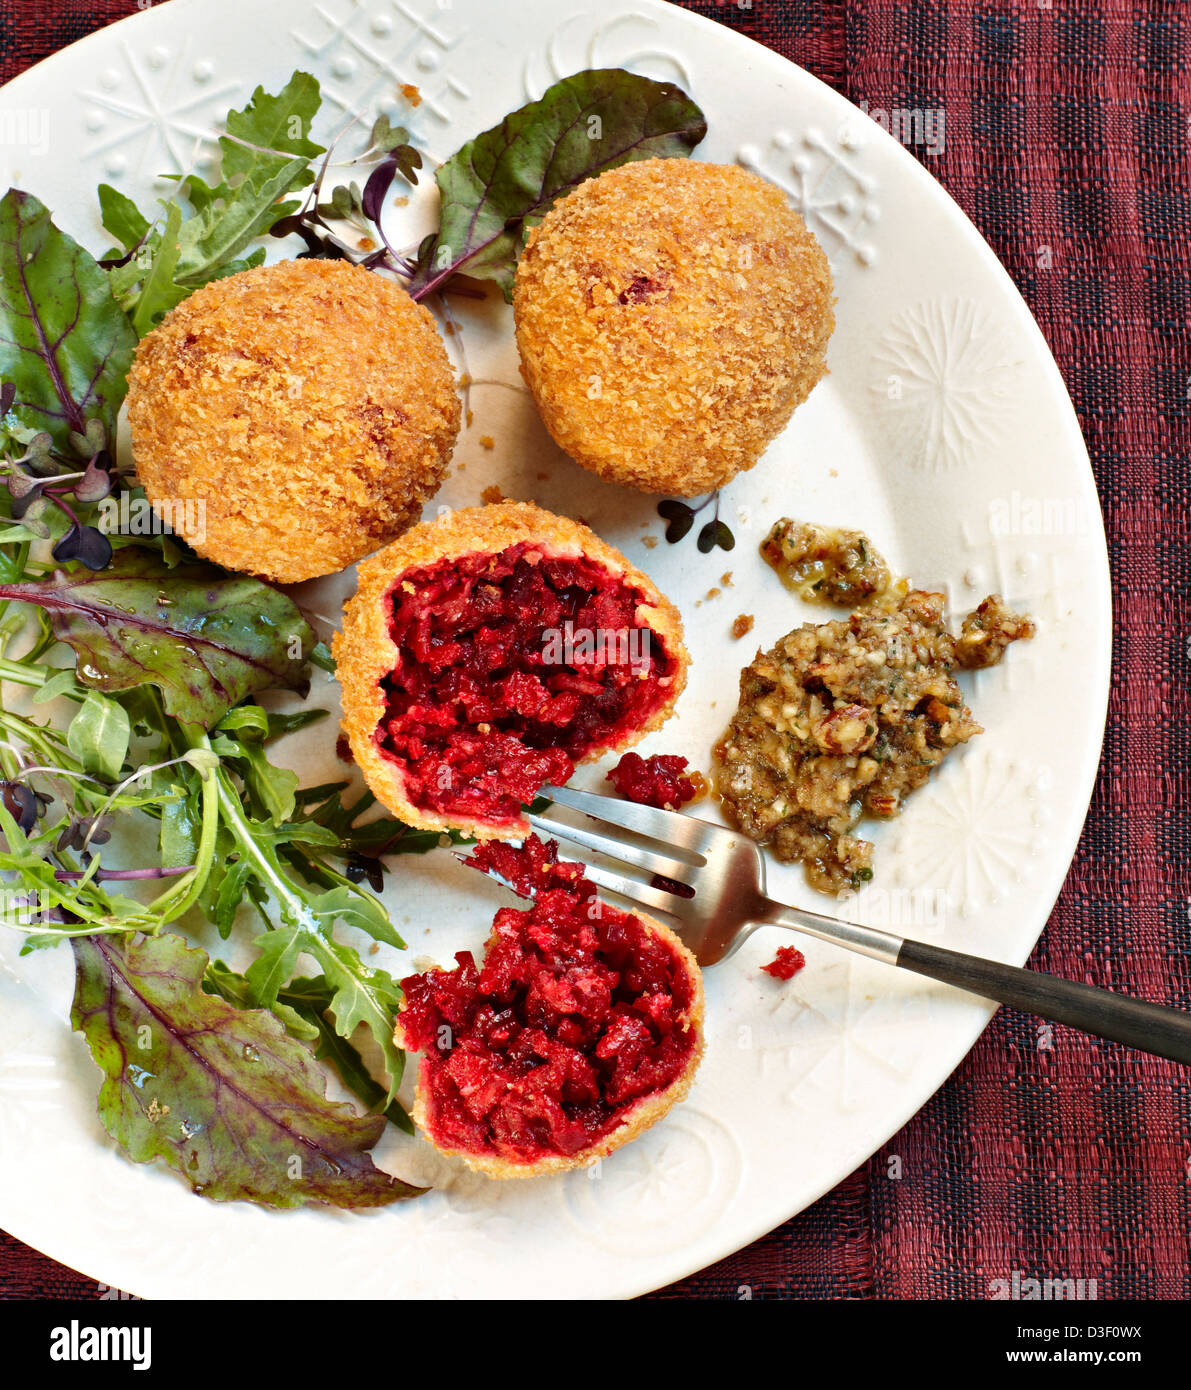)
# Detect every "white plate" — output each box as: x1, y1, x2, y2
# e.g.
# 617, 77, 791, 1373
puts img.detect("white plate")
0, 0, 1109, 1299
